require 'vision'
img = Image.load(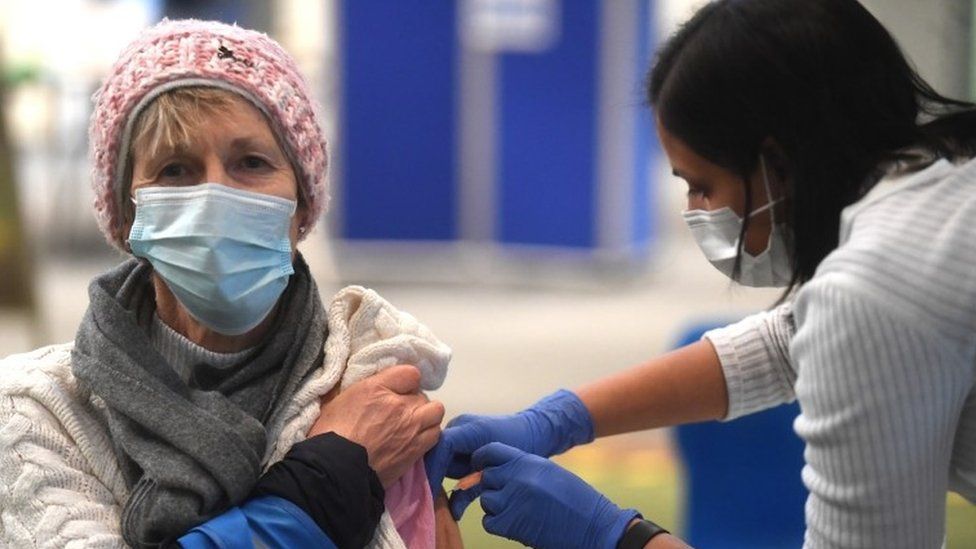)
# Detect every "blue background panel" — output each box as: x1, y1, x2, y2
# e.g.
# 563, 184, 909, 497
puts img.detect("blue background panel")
633, 0, 656, 249
497, 0, 599, 248
339, 1, 457, 241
